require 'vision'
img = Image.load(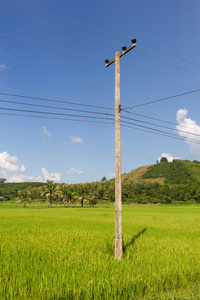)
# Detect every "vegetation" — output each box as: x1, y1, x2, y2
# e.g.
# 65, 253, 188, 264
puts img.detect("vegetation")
1, 159, 200, 207
1, 202, 200, 299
